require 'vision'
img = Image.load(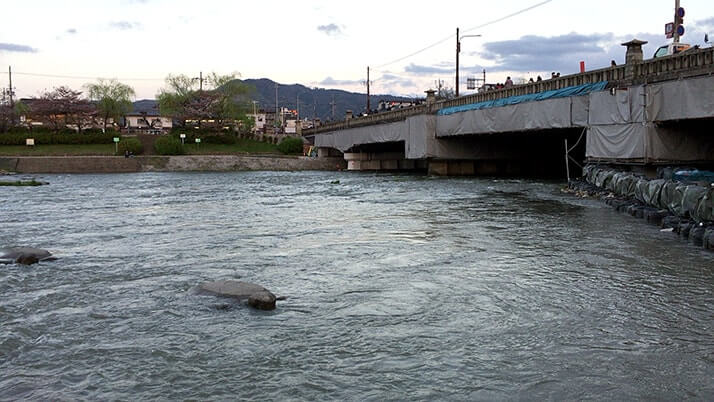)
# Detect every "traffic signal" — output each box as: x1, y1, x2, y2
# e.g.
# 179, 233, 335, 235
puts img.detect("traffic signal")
676, 7, 685, 37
